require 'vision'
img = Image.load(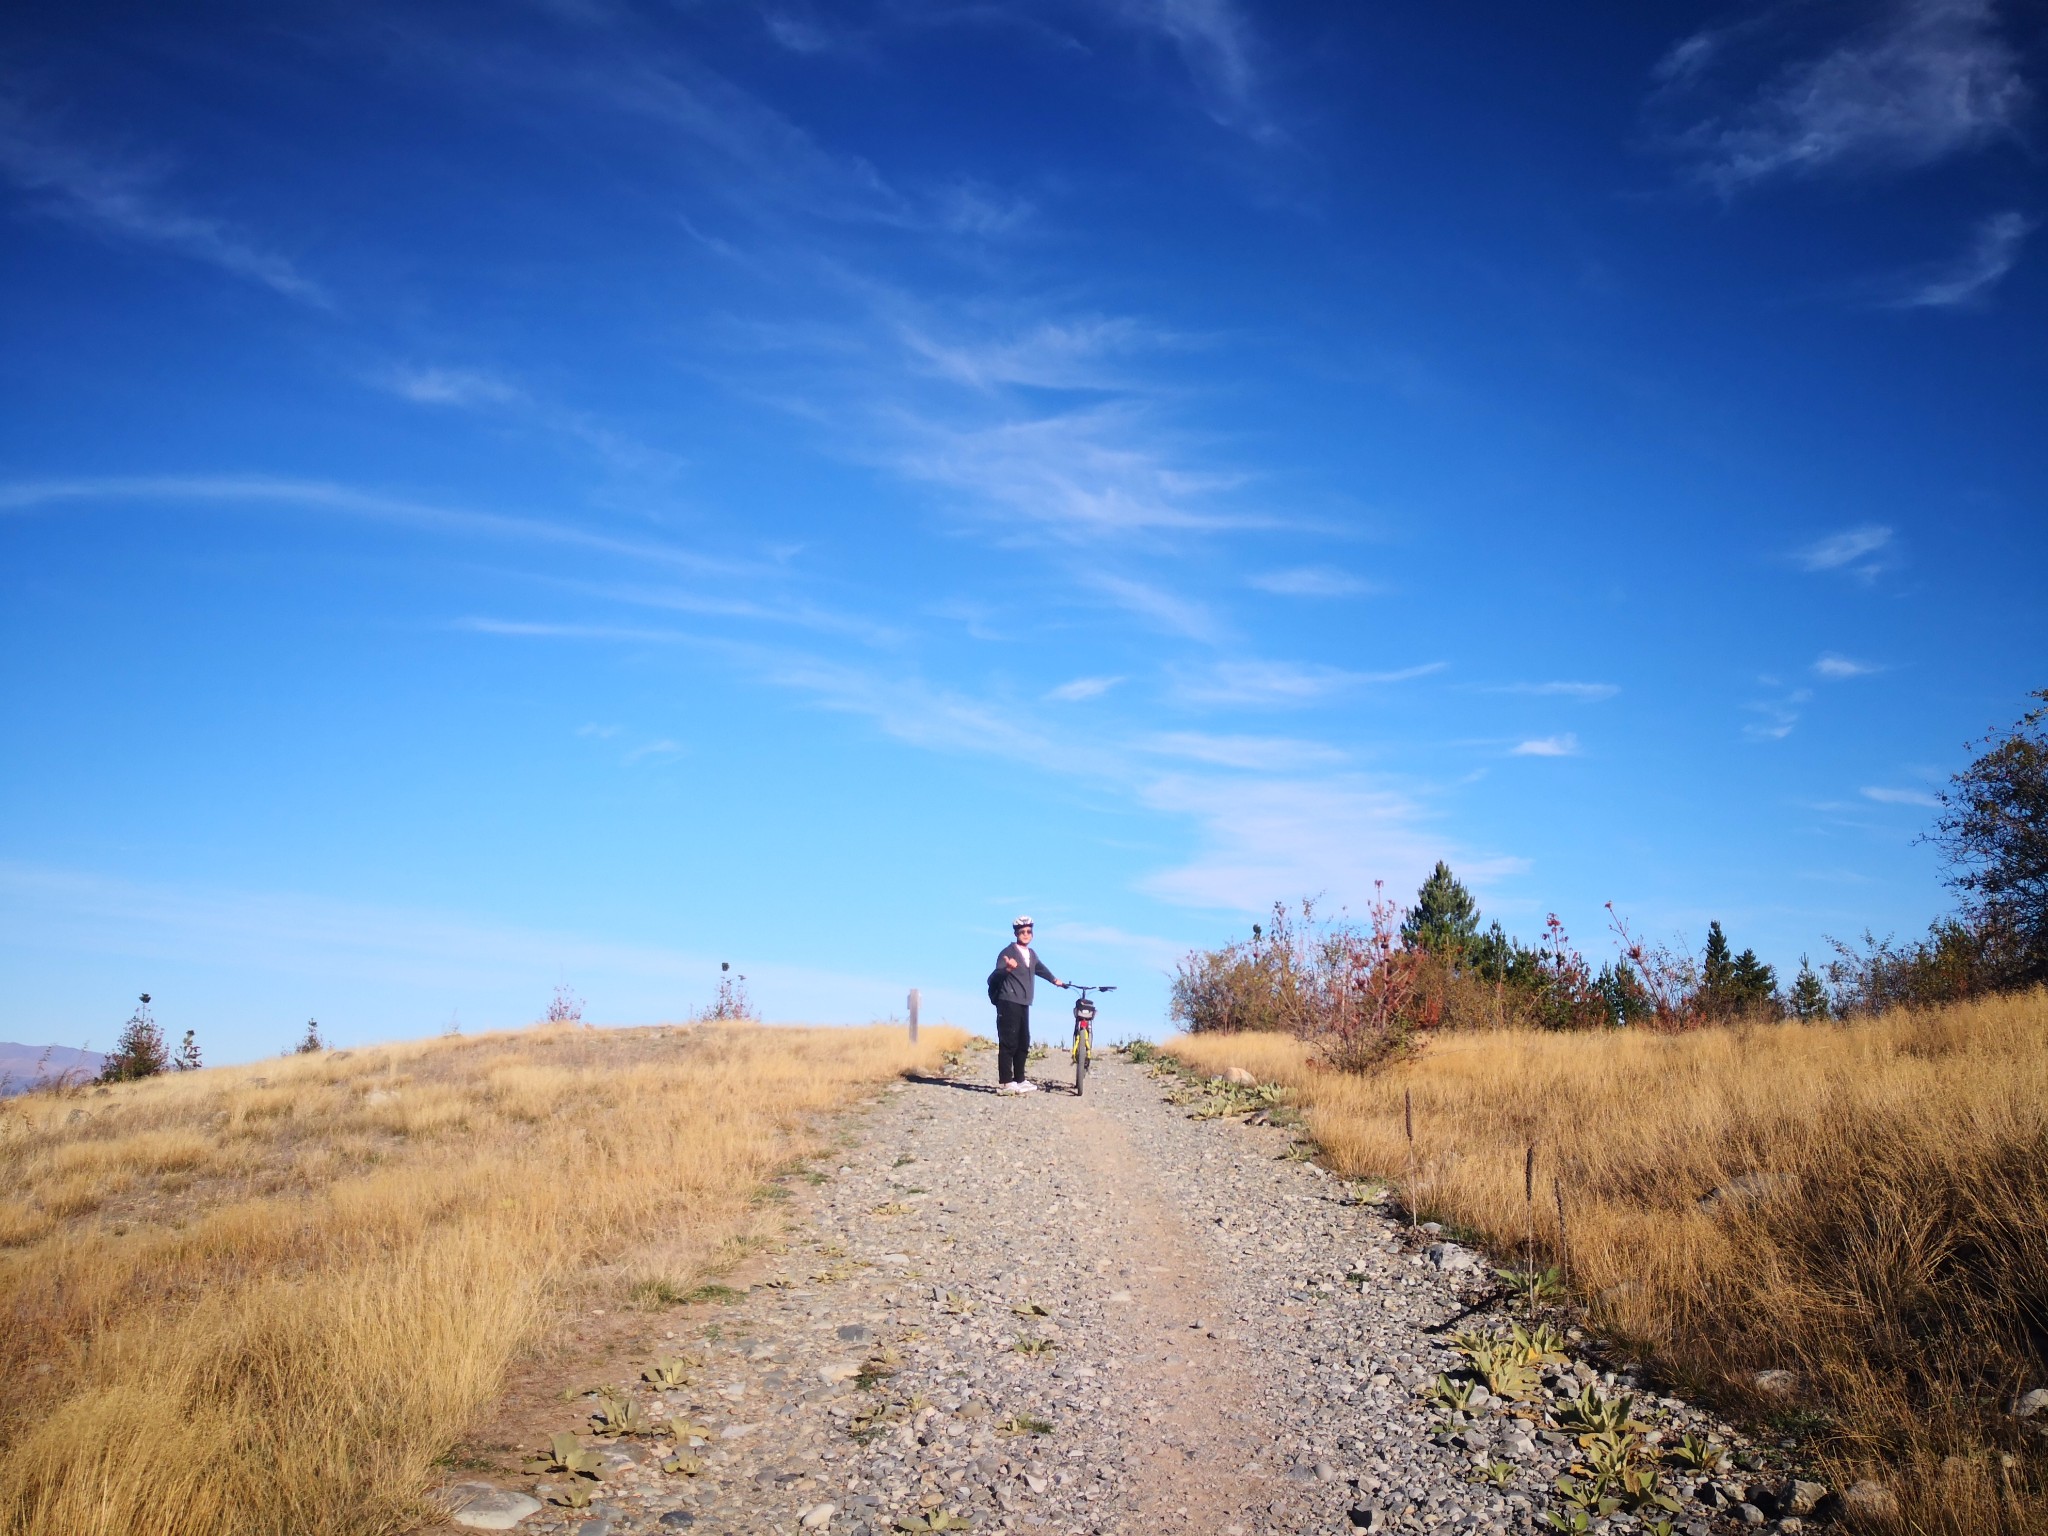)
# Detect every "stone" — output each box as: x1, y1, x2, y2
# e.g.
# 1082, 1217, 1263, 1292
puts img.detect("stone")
1735, 1503, 1766, 1526
1779, 1479, 1827, 1516
657, 1514, 696, 1528
1425, 1243, 1477, 1273
1225, 1068, 1258, 1088
1841, 1481, 1899, 1521
2014, 1388, 2048, 1419
1752, 1369, 1797, 1397
442, 1484, 544, 1531
800, 1502, 837, 1528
